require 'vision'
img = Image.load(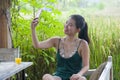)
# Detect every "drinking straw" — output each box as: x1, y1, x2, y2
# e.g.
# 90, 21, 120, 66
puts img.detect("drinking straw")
18, 46, 20, 58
